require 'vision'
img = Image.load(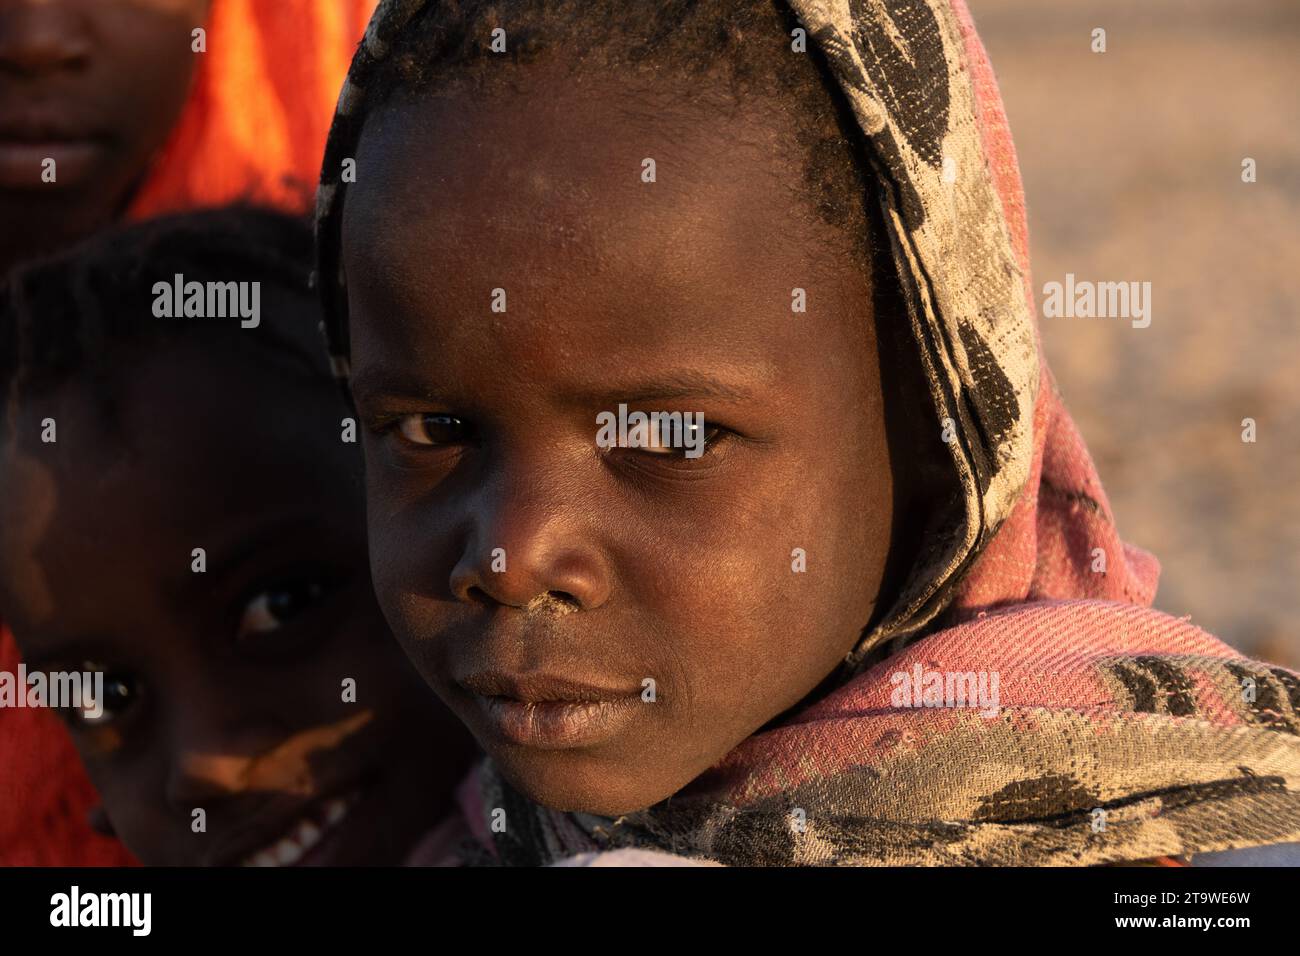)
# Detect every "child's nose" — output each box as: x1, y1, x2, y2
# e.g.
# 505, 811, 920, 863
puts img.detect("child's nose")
448, 476, 612, 612
451, 547, 611, 612
0, 2, 93, 76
